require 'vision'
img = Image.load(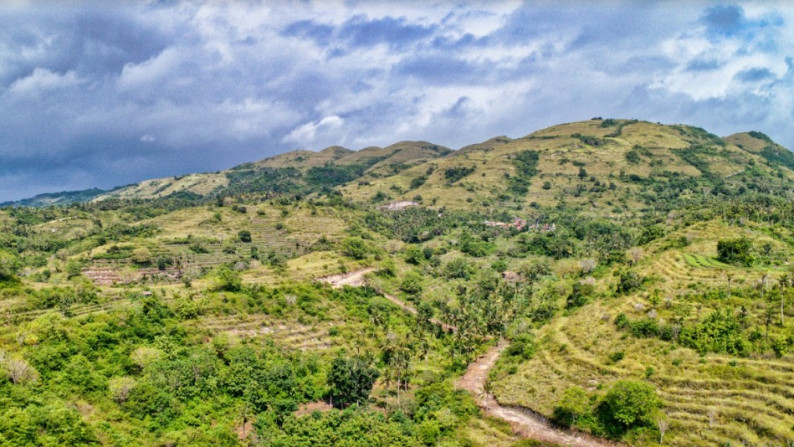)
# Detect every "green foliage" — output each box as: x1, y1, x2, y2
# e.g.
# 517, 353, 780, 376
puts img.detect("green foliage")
214, 266, 242, 292
403, 245, 425, 265
340, 237, 369, 260
268, 409, 420, 446
443, 258, 473, 279
567, 280, 594, 309
599, 380, 661, 434
400, 271, 424, 296
327, 356, 379, 408
679, 308, 749, 356
616, 270, 643, 295
571, 133, 606, 147
625, 149, 641, 164
505, 334, 536, 360
0, 250, 20, 282
0, 403, 99, 445
507, 150, 540, 195
410, 175, 428, 190
717, 237, 754, 266
553, 386, 591, 428
459, 232, 492, 257
443, 166, 476, 184
238, 230, 252, 243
